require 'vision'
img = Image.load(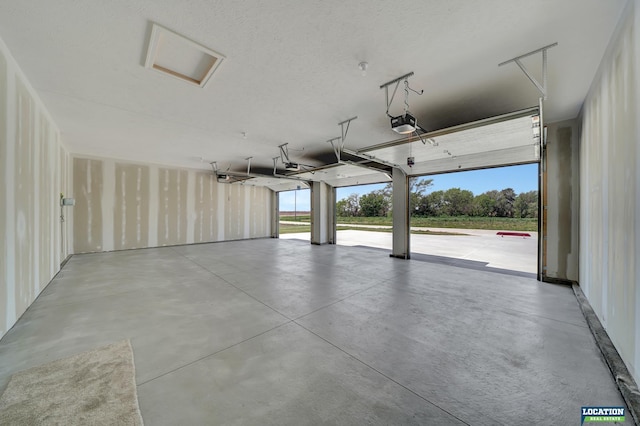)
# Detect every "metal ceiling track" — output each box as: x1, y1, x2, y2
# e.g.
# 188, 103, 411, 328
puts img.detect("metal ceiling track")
357, 106, 540, 154
341, 148, 404, 175
499, 42, 557, 100
210, 158, 255, 184
322, 116, 398, 178
212, 156, 307, 186
271, 157, 311, 183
